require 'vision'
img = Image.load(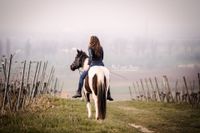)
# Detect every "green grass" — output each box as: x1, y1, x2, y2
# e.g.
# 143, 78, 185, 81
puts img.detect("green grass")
0, 97, 200, 133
